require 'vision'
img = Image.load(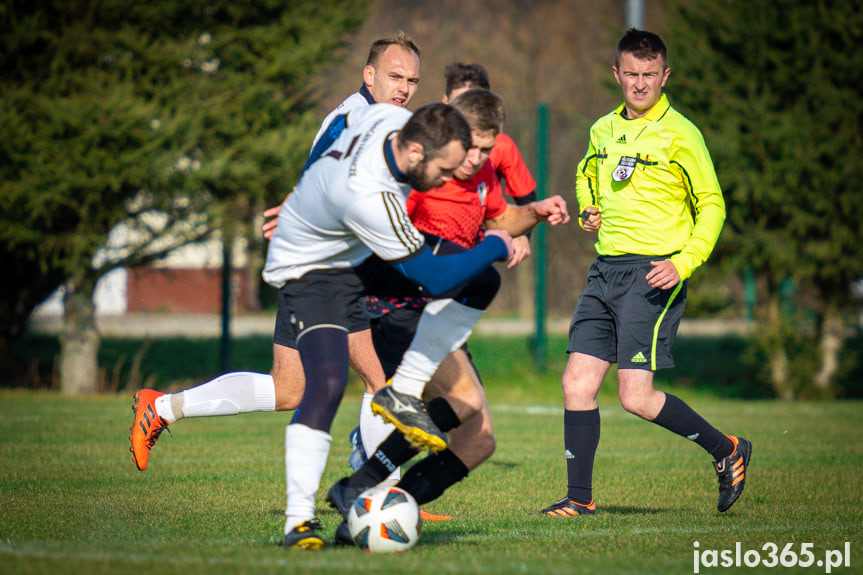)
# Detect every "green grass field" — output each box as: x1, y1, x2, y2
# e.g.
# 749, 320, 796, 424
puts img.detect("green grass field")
1, 382, 861, 574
